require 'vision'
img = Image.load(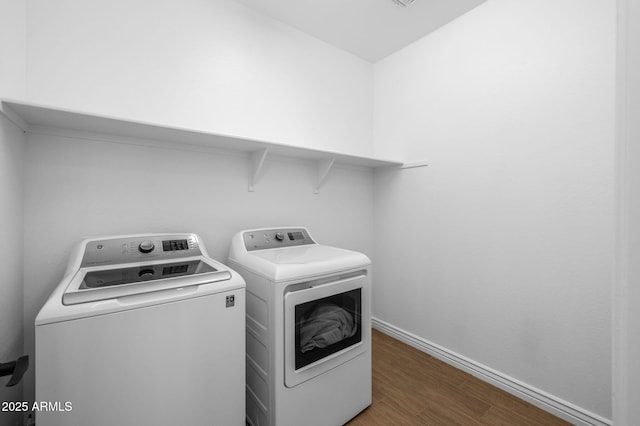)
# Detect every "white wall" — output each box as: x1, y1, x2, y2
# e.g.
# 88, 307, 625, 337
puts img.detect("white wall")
25, 0, 373, 156
0, 117, 26, 426
0, 0, 26, 424
614, 0, 640, 424
373, 0, 614, 421
0, 0, 26, 97
21, 129, 375, 403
